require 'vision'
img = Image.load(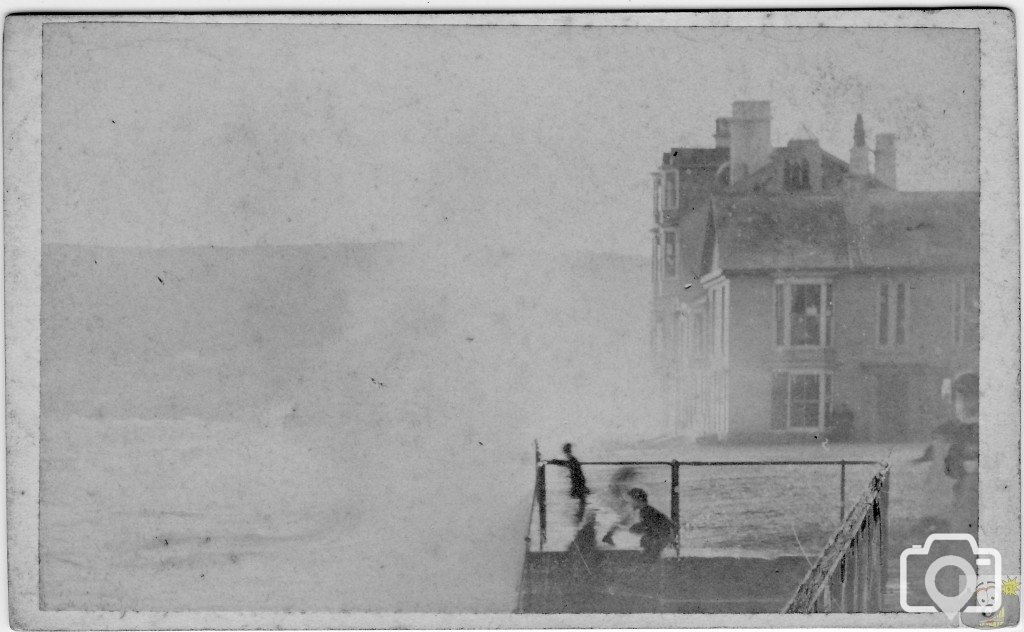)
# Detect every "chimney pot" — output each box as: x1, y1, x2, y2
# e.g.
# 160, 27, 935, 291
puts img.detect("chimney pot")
714, 117, 731, 148
849, 114, 870, 176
